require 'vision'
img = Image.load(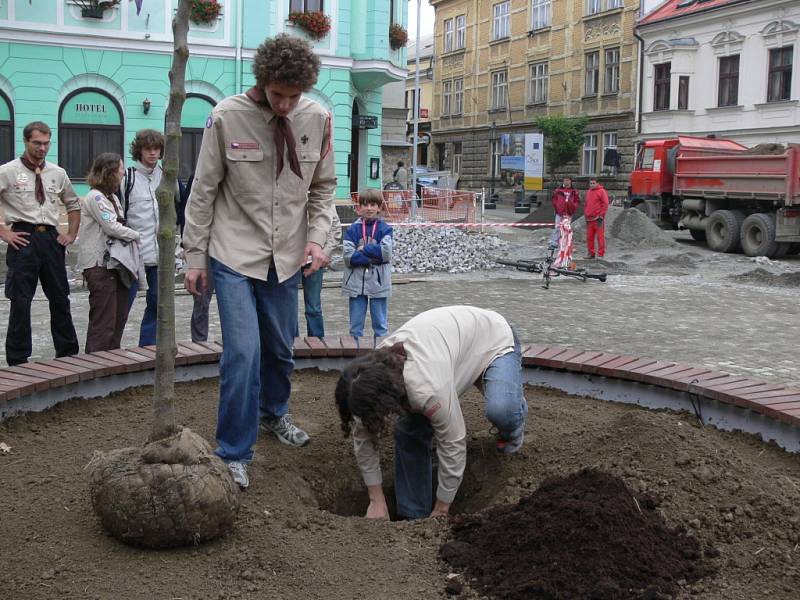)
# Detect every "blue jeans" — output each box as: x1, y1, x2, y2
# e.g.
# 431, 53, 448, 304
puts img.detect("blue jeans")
301, 268, 325, 338
348, 295, 388, 338
210, 257, 300, 463
394, 341, 527, 519
127, 265, 158, 347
